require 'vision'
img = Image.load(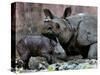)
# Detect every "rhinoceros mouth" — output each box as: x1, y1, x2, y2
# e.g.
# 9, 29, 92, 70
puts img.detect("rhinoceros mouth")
41, 30, 58, 40
41, 30, 66, 43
